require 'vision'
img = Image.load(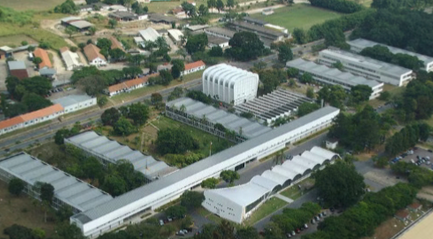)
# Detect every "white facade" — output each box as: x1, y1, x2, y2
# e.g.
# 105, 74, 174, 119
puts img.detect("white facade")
348, 38, 433, 72
89, 57, 107, 67
203, 147, 339, 223
202, 64, 259, 105
318, 49, 413, 87
52, 95, 97, 114
181, 61, 206, 76
287, 58, 384, 99
69, 106, 340, 238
